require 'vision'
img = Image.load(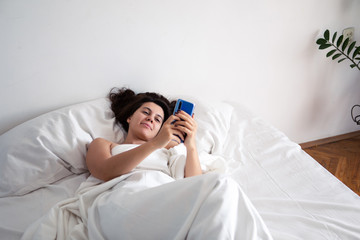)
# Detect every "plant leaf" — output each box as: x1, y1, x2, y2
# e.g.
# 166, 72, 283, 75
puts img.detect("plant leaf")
326, 49, 337, 57
324, 29, 330, 41
350, 64, 356, 68
338, 58, 346, 63
336, 35, 344, 48
342, 38, 349, 51
319, 44, 332, 49
316, 38, 327, 45
353, 47, 360, 58
332, 53, 342, 60
332, 32, 337, 43
347, 41, 356, 55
